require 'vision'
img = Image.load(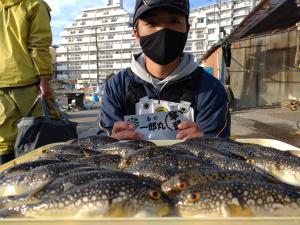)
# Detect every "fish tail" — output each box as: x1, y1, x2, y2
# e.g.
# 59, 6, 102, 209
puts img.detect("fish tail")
0, 207, 26, 218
